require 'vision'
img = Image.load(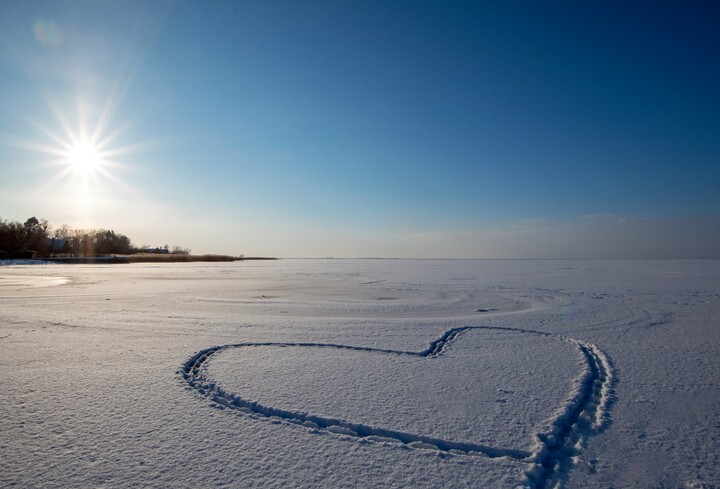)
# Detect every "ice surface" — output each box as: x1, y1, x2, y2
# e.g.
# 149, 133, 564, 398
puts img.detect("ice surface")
0, 274, 69, 288
0, 259, 718, 488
